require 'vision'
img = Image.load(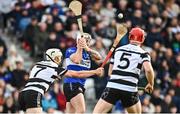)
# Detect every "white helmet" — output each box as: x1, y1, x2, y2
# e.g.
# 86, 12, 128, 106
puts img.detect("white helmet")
76, 32, 92, 44
45, 48, 62, 63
